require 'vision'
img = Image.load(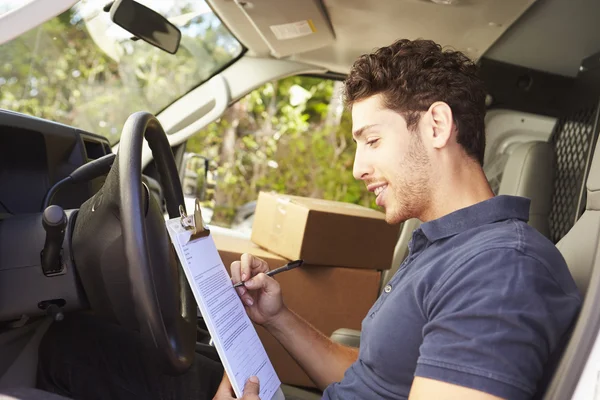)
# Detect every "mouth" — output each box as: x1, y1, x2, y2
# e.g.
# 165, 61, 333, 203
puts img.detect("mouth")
374, 185, 387, 196
368, 183, 388, 207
